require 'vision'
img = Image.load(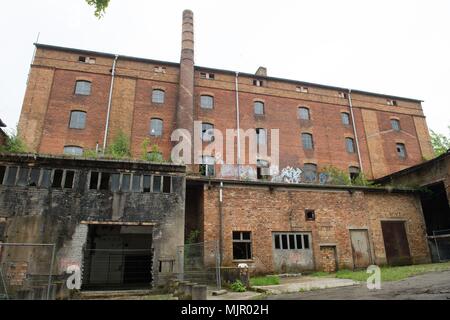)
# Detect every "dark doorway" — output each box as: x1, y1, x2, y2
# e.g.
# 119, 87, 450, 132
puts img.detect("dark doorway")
185, 182, 204, 243
123, 254, 152, 284
381, 221, 412, 266
420, 182, 450, 235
